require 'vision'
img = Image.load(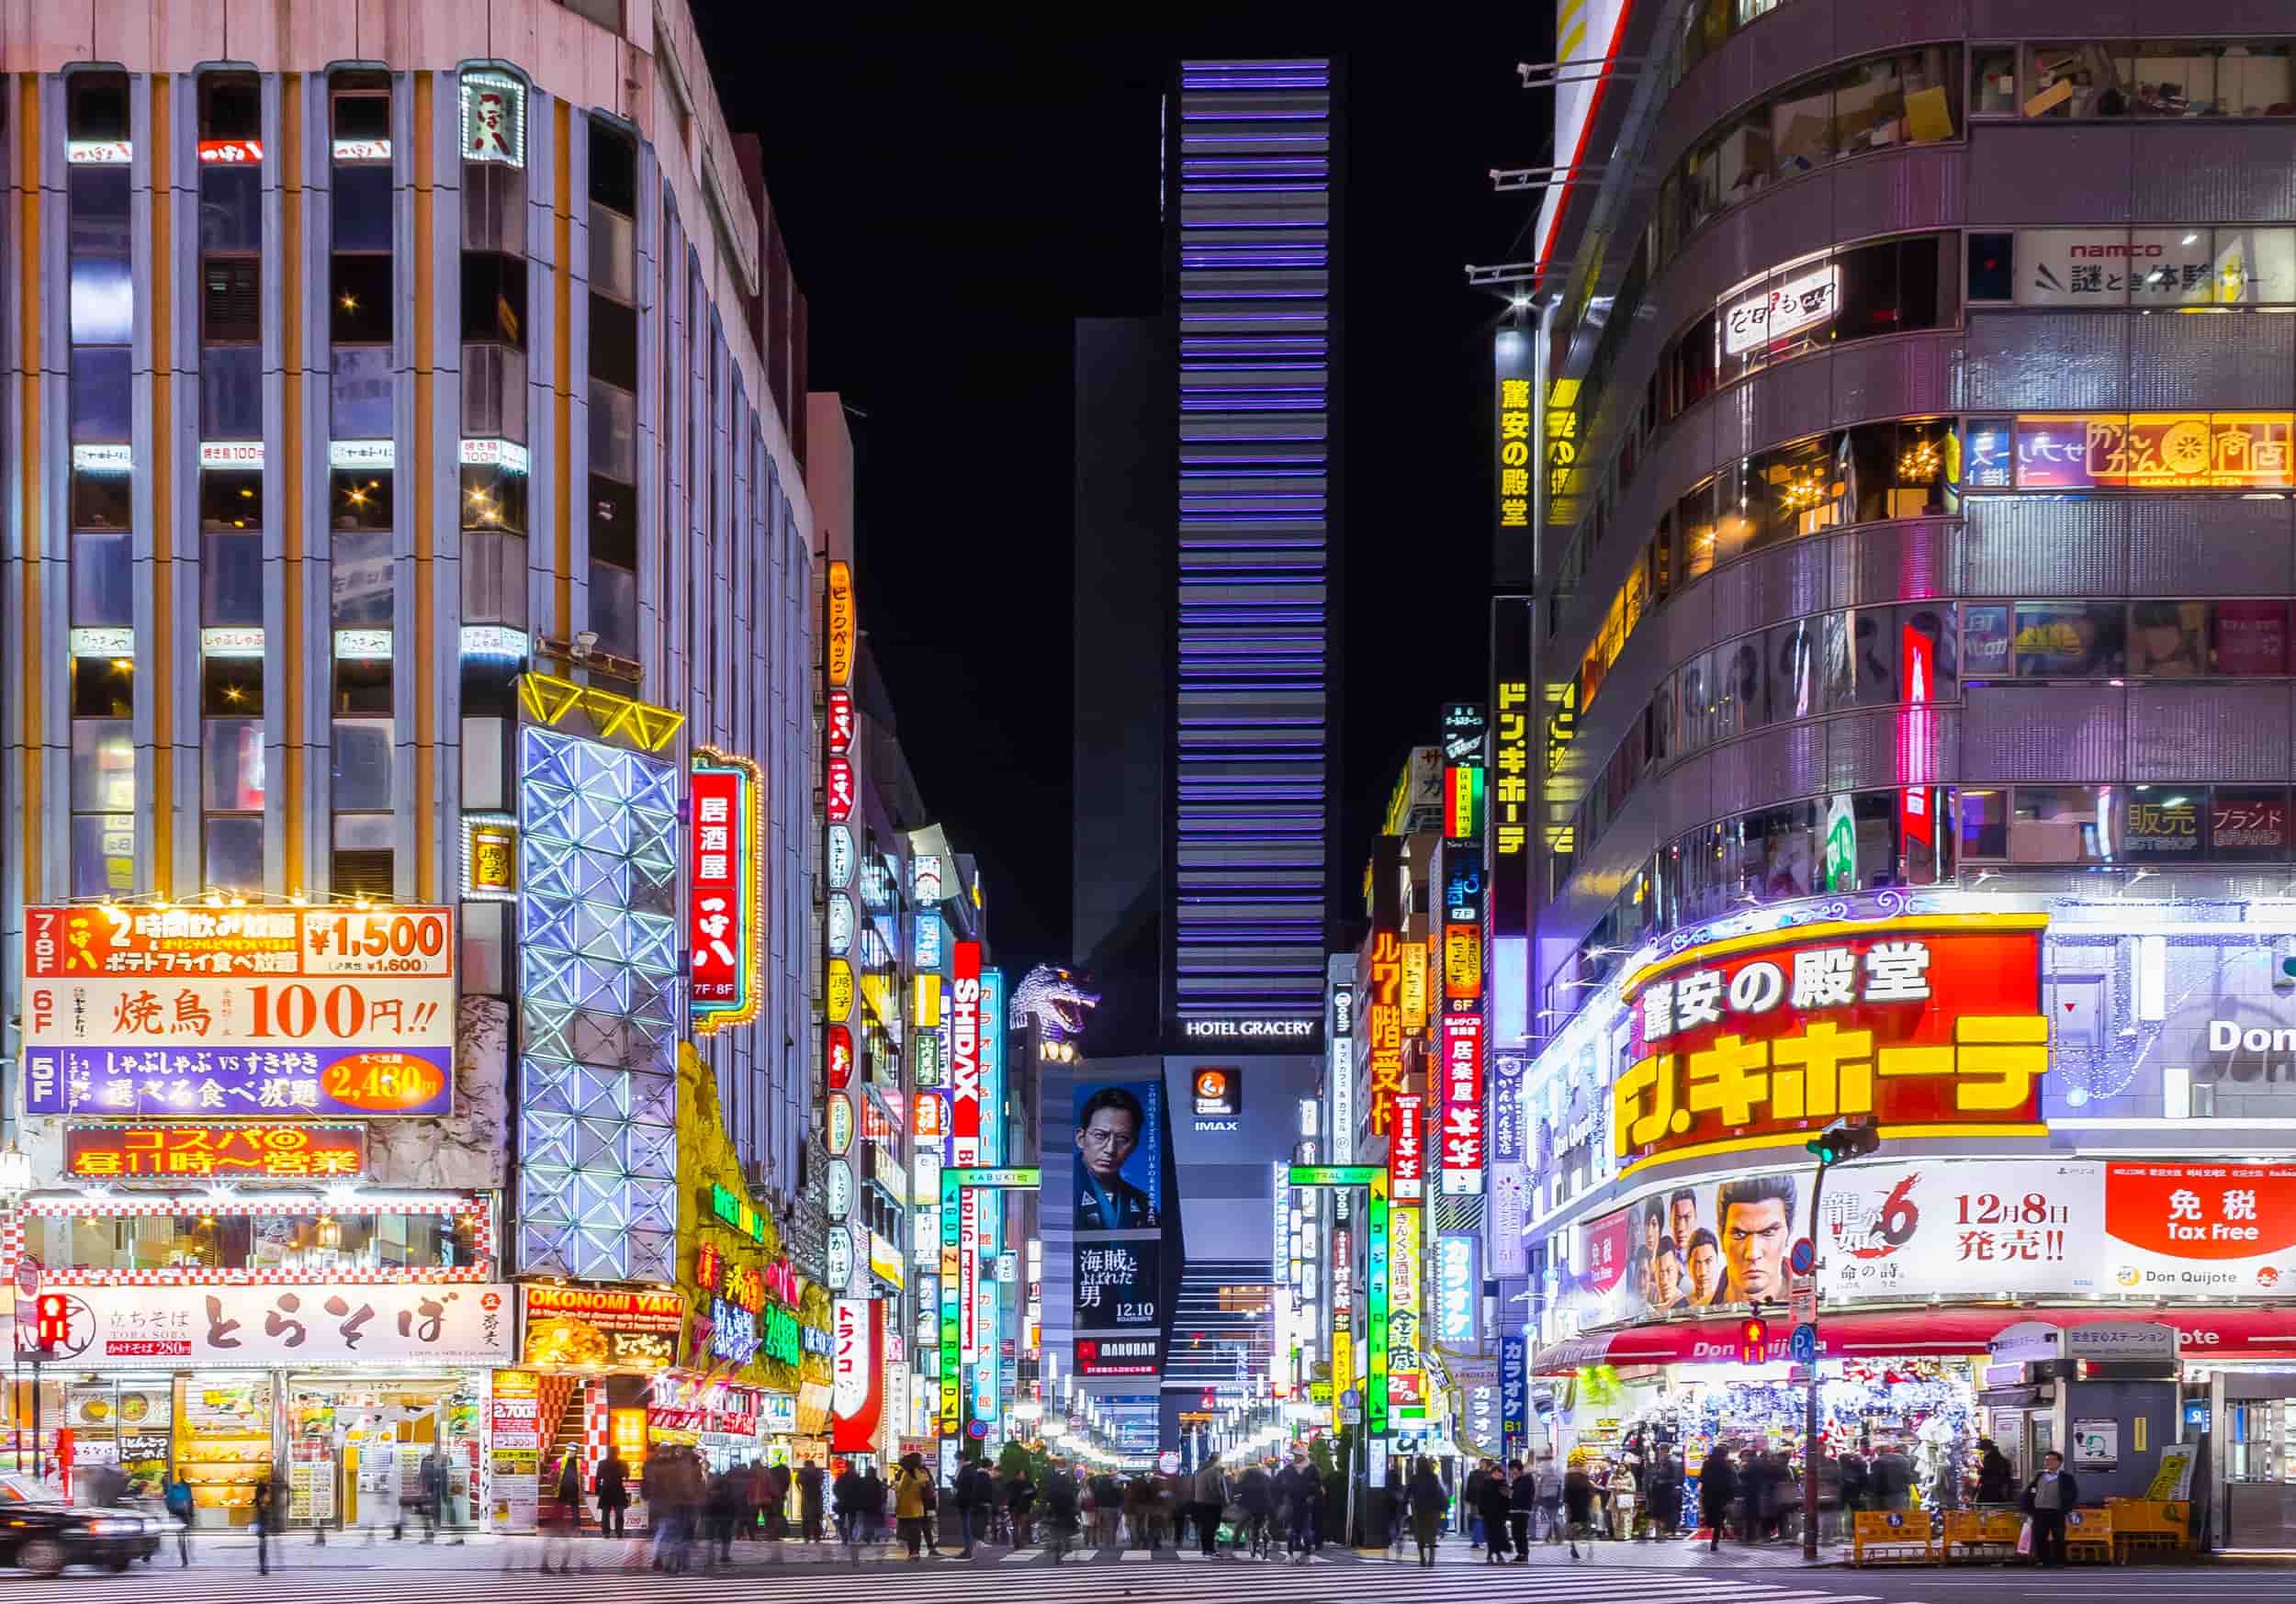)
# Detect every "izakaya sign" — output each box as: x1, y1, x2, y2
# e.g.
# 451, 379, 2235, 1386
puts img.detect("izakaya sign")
1615, 914, 2049, 1170
690, 749, 763, 1034
23, 904, 455, 1116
